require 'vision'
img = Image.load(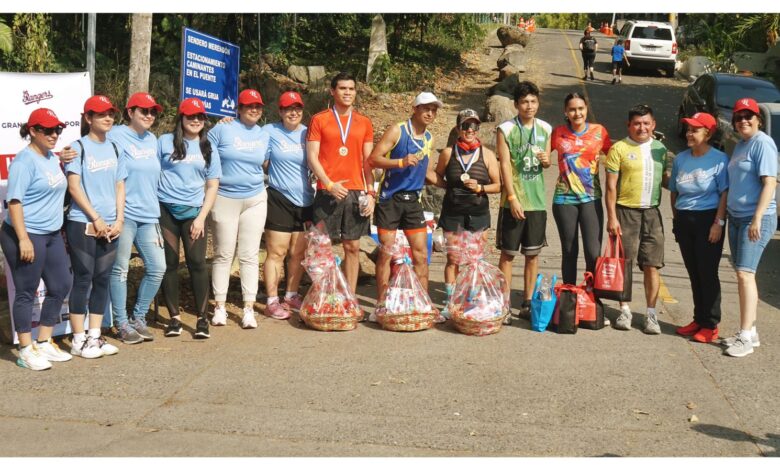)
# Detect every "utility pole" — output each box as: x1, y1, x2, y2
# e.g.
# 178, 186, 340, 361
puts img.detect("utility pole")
87, 13, 95, 94
128, 13, 152, 95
